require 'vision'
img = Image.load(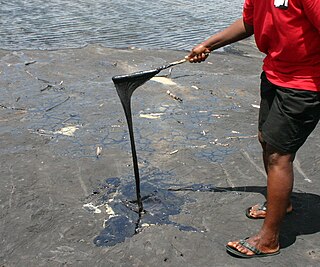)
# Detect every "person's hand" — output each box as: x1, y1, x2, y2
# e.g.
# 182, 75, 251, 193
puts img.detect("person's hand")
187, 44, 211, 63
